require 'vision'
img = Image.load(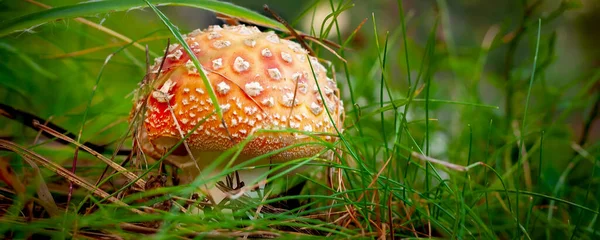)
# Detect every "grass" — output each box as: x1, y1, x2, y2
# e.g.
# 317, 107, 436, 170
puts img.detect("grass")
0, 0, 599, 239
